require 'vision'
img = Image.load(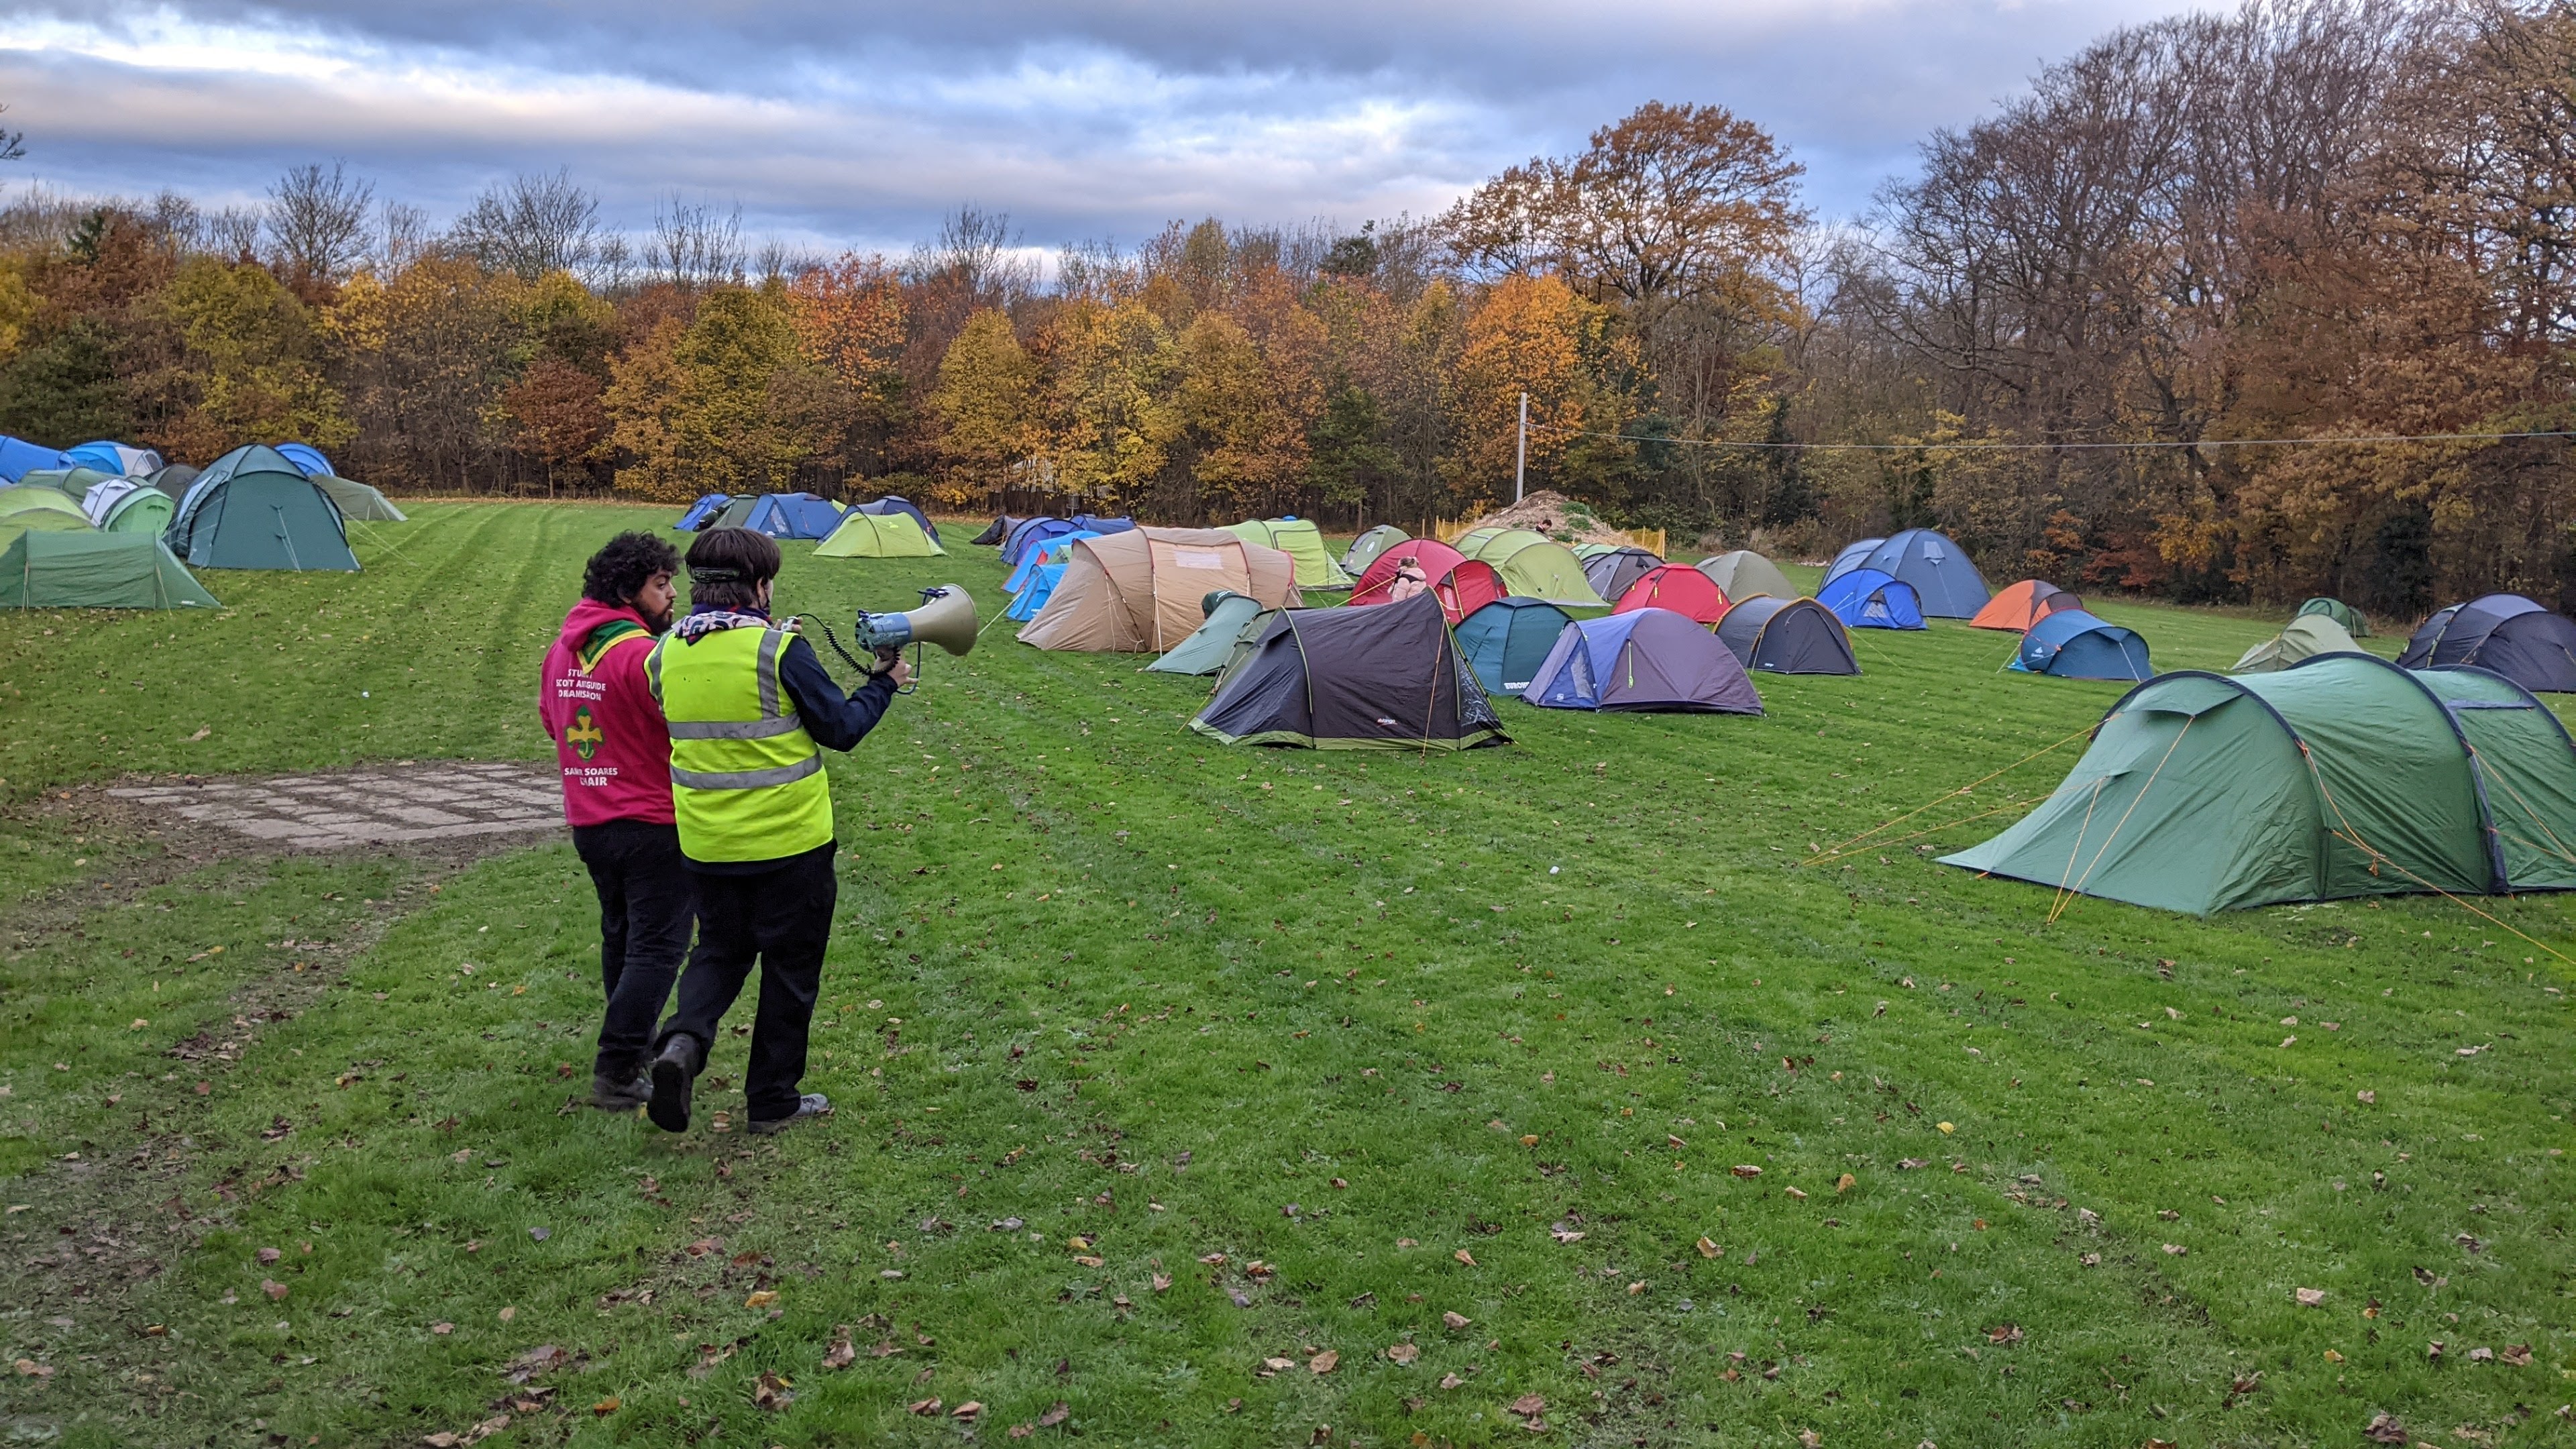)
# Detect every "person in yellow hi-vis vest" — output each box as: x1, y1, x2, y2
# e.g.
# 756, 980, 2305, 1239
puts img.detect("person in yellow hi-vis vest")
641, 527, 904, 1135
